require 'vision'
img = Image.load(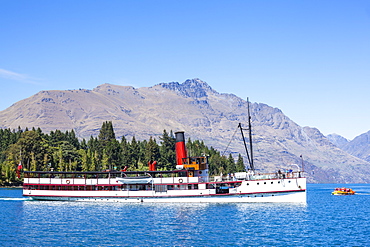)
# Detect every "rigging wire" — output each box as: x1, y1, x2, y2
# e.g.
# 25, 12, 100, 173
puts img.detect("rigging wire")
221, 126, 239, 157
